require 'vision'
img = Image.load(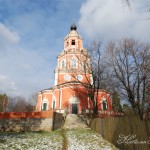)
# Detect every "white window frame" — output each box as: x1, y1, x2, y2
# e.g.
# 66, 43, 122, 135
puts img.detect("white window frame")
71, 58, 77, 69
101, 97, 107, 110
61, 59, 66, 69
52, 95, 56, 109
42, 97, 49, 111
